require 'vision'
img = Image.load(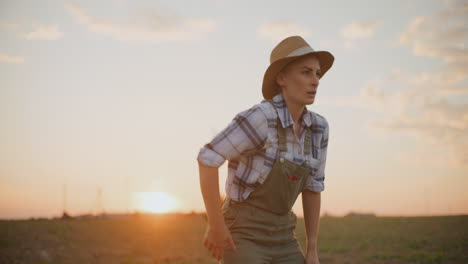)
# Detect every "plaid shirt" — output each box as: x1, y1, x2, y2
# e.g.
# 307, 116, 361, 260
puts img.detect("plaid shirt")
197, 93, 329, 202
